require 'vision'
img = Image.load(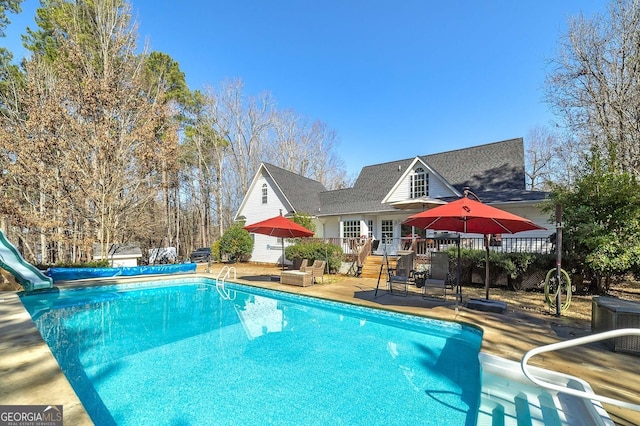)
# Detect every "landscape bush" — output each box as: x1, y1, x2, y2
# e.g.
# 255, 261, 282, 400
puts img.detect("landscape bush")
35, 259, 111, 269
219, 225, 254, 262
285, 240, 344, 272
442, 248, 556, 289
210, 240, 222, 262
